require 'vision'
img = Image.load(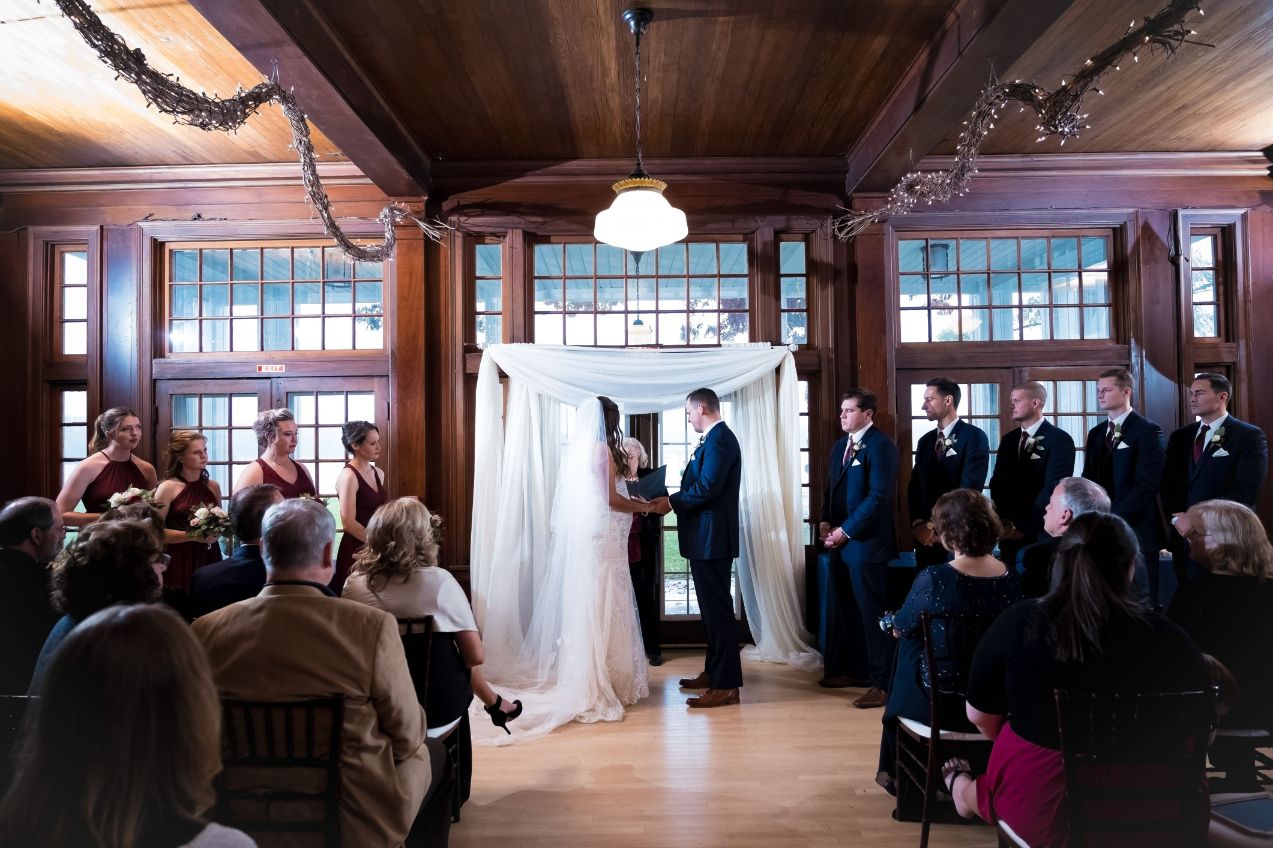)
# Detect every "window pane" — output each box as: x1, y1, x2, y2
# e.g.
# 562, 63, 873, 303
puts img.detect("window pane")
718, 243, 747, 274
782, 312, 807, 345
597, 245, 626, 275
475, 244, 502, 277
628, 279, 655, 311
535, 313, 564, 344
656, 244, 685, 275
930, 274, 956, 309
1193, 304, 1218, 337
232, 248, 260, 281
172, 285, 199, 318
1190, 234, 1215, 267
1191, 270, 1215, 303
1022, 307, 1049, 340
232, 395, 258, 426
565, 314, 595, 345
294, 317, 322, 350
202, 320, 230, 352
900, 311, 928, 343
688, 313, 718, 345
1050, 238, 1079, 269
323, 249, 352, 281
957, 239, 986, 271
991, 308, 1018, 340
779, 242, 806, 274
781, 277, 806, 309
1052, 307, 1081, 339
355, 260, 382, 280
318, 426, 344, 460
203, 395, 229, 427
347, 393, 375, 423
534, 244, 563, 276
62, 424, 86, 457
961, 309, 989, 341
687, 243, 717, 274
172, 395, 199, 428
291, 394, 316, 425
63, 322, 87, 356
202, 249, 229, 282
597, 279, 624, 311
317, 393, 345, 424
324, 282, 353, 314
1052, 272, 1079, 305
294, 283, 321, 315
173, 250, 199, 282
1082, 237, 1108, 270
1020, 238, 1048, 270
231, 318, 260, 351
596, 314, 625, 345
535, 279, 563, 311
1082, 272, 1109, 304
63, 286, 87, 320
355, 282, 383, 314
294, 248, 321, 280
990, 239, 1018, 270
959, 274, 988, 306
928, 239, 955, 272
1084, 306, 1111, 339
657, 277, 687, 310
354, 316, 383, 349
263, 283, 291, 315
170, 320, 199, 352
232, 284, 260, 316
658, 312, 688, 345
475, 279, 501, 312
931, 308, 958, 342
324, 316, 353, 349
898, 240, 926, 273
991, 274, 1017, 306
262, 318, 291, 350
565, 279, 595, 311
720, 278, 748, 307
719, 313, 748, 343
690, 278, 718, 309
263, 248, 290, 280
475, 315, 502, 346
62, 390, 88, 422
201, 284, 229, 317
900, 275, 926, 308
1021, 273, 1049, 305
